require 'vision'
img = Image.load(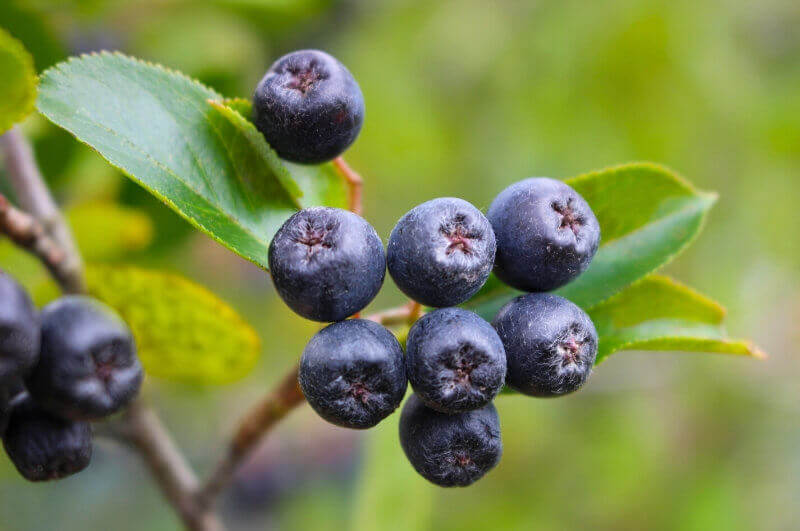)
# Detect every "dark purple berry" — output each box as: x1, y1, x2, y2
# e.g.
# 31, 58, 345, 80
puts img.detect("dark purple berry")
488, 178, 600, 292
0, 272, 40, 386
268, 207, 385, 322
299, 319, 406, 429
253, 49, 364, 164
406, 308, 505, 413
387, 198, 496, 307
493, 293, 597, 397
27, 296, 143, 421
399, 394, 502, 487
2, 394, 92, 482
